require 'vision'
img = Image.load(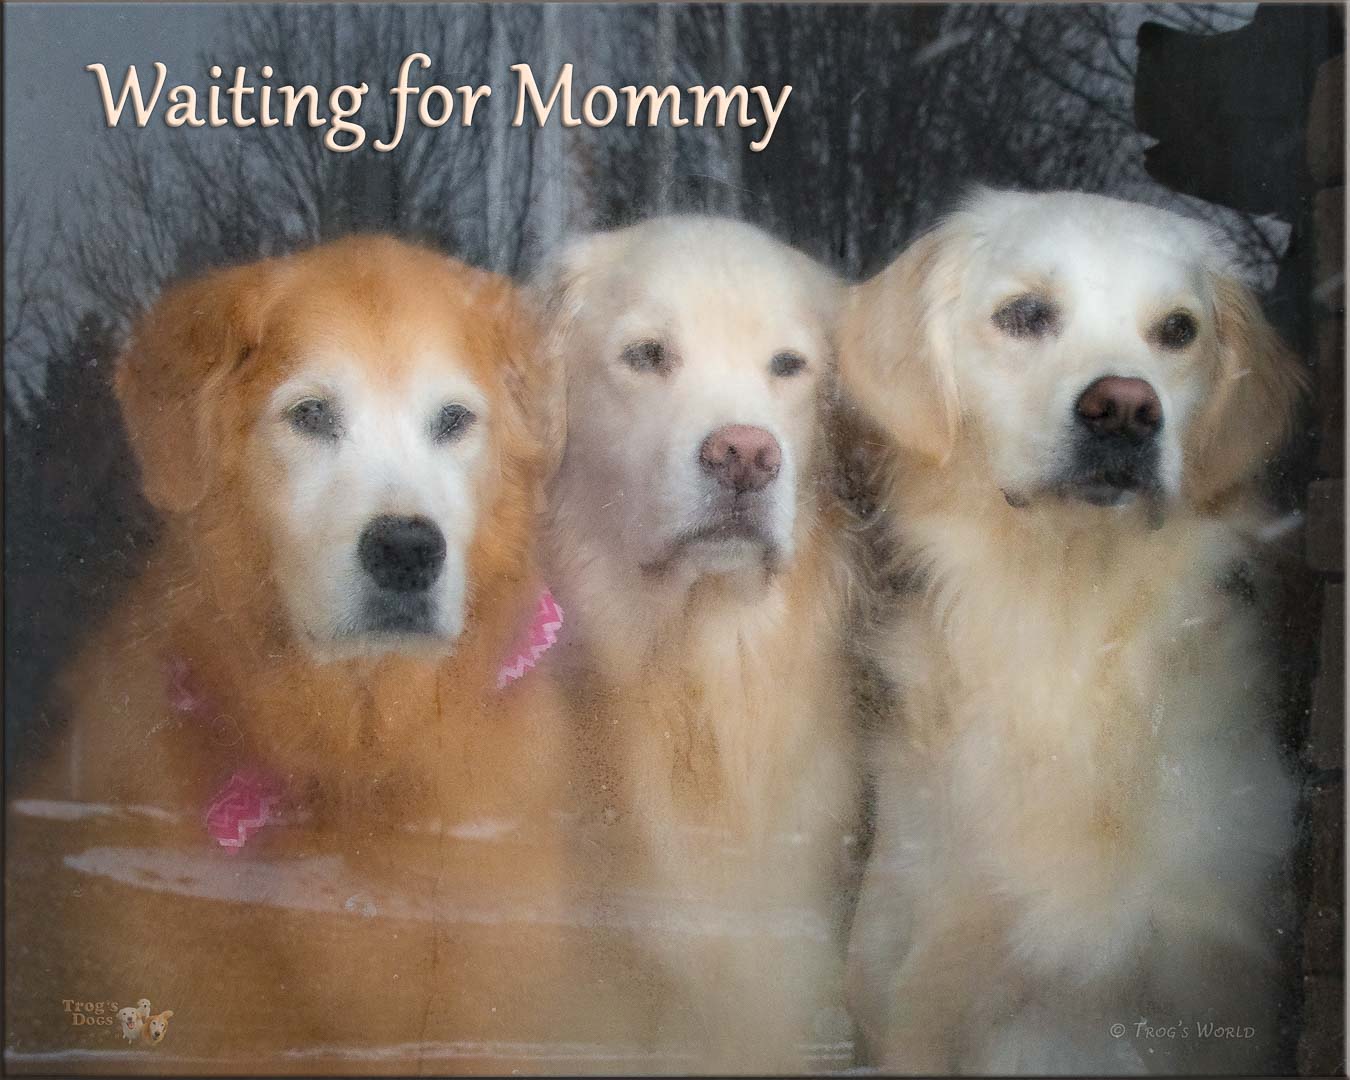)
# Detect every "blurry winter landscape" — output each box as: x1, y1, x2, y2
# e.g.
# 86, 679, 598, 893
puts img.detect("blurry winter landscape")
0, 2, 1286, 769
